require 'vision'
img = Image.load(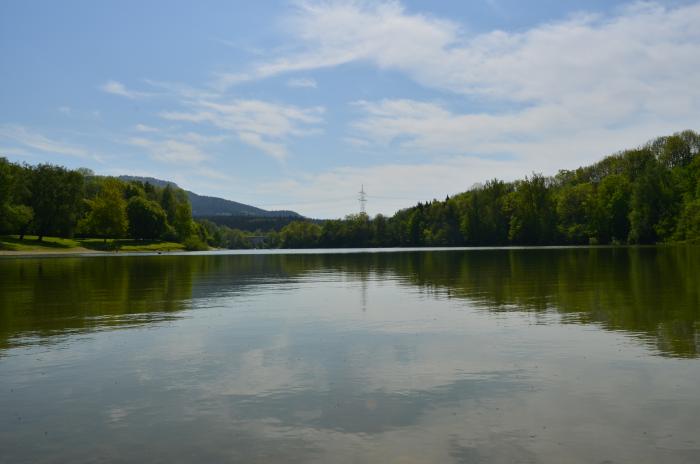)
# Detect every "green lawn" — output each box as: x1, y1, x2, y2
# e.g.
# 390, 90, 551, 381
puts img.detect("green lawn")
0, 235, 185, 252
